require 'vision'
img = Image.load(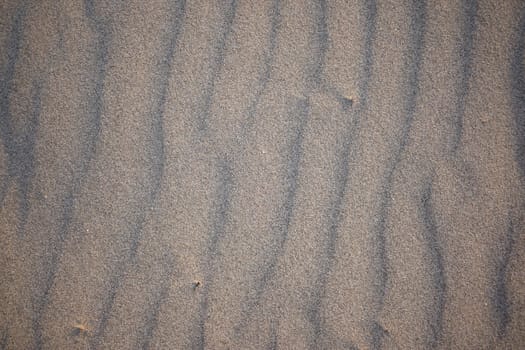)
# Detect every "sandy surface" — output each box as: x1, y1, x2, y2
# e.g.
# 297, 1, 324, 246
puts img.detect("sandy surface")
1, 0, 524, 349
